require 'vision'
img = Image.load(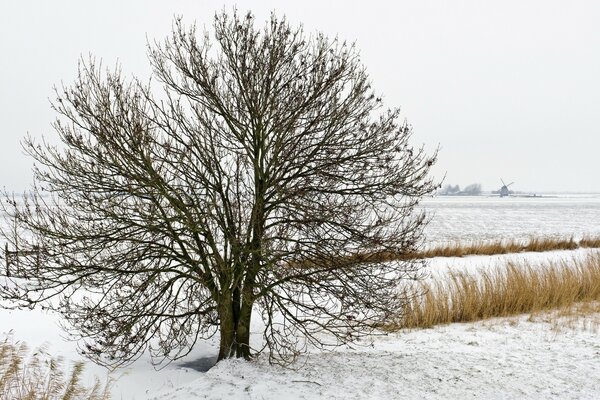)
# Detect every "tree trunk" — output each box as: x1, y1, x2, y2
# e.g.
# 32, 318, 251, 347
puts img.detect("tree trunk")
217, 294, 253, 361
217, 299, 235, 360
235, 299, 252, 359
